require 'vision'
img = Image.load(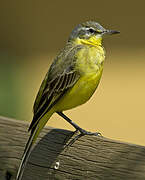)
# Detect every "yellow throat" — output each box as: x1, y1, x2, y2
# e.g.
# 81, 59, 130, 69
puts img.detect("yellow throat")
74, 35, 103, 47
72, 35, 105, 75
